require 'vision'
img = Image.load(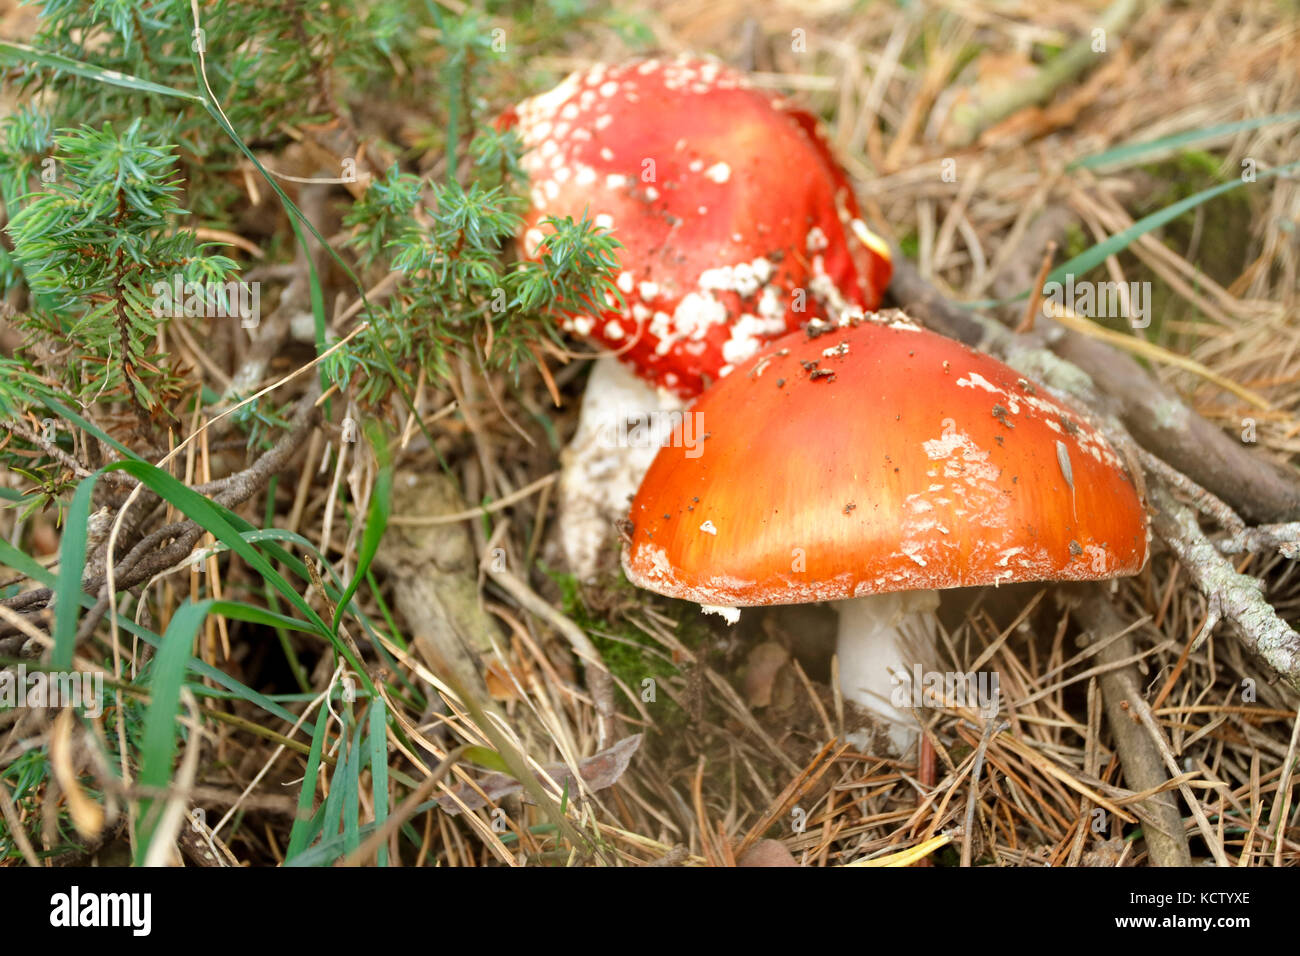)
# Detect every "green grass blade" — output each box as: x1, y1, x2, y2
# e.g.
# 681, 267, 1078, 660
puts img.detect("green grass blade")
283, 819, 382, 867
1071, 111, 1300, 171
342, 715, 363, 857
368, 697, 390, 866
1042, 159, 1300, 289
286, 704, 333, 860
135, 598, 211, 864
317, 713, 353, 856
0, 41, 205, 103
51, 478, 93, 670
969, 158, 1300, 308
207, 599, 321, 635
332, 422, 391, 636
